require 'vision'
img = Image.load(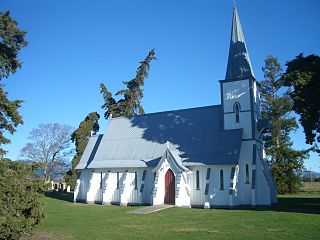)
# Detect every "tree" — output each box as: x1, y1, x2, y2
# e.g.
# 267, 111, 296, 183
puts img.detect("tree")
0, 11, 28, 155
0, 86, 23, 155
260, 55, 308, 194
282, 54, 320, 152
65, 112, 100, 188
20, 123, 74, 181
100, 49, 156, 119
0, 158, 46, 240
